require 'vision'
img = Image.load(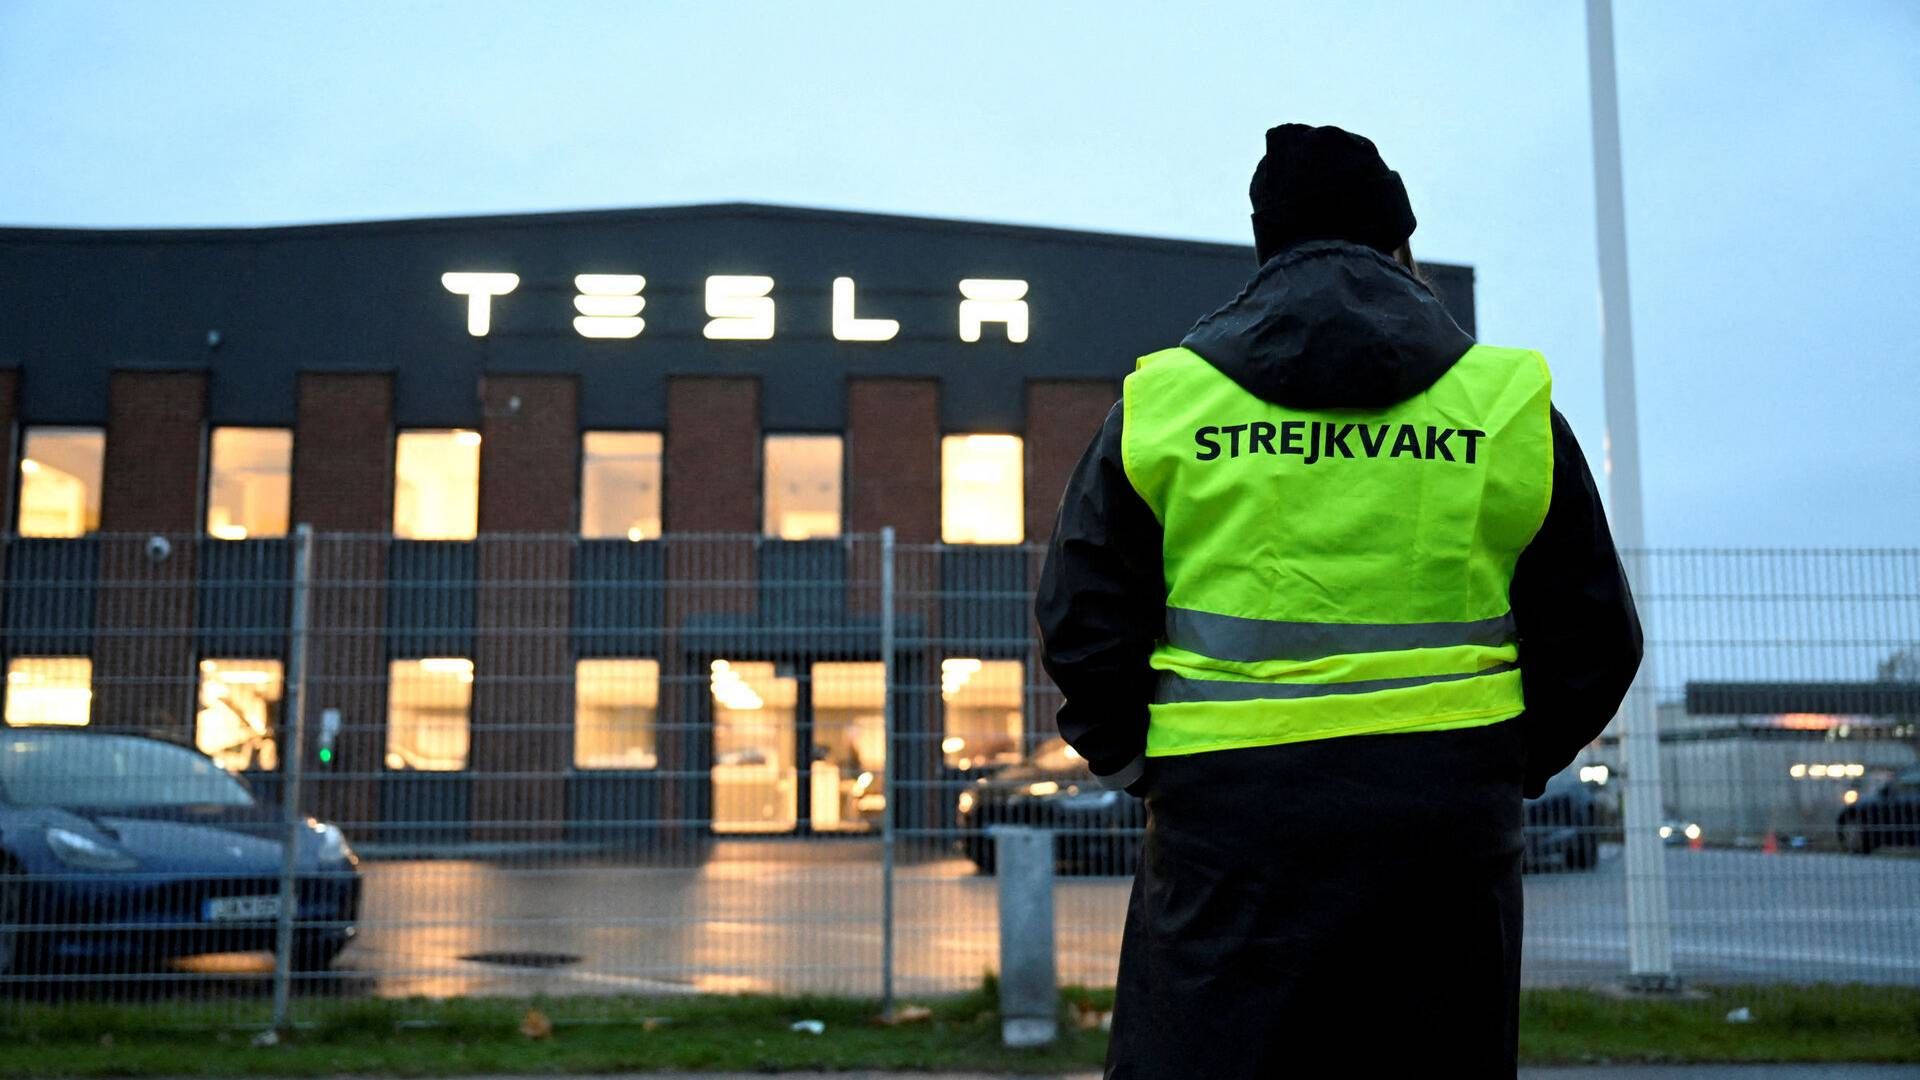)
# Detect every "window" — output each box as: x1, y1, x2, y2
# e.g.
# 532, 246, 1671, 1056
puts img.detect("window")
575, 659, 659, 770
385, 658, 473, 771
941, 658, 1023, 769
17, 428, 103, 538
4, 657, 92, 728
763, 434, 842, 540
941, 435, 1023, 544
580, 431, 662, 540
196, 659, 283, 771
206, 428, 292, 540
394, 430, 481, 540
